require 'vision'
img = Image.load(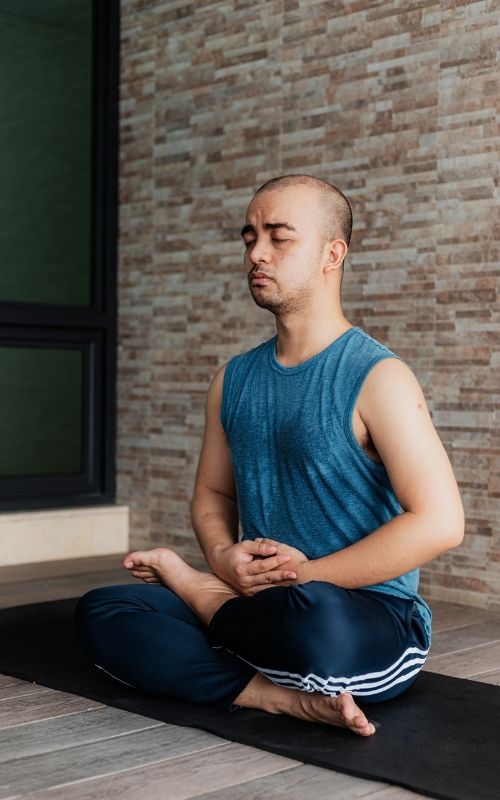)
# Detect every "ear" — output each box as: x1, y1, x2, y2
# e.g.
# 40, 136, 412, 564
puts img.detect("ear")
323, 239, 347, 274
